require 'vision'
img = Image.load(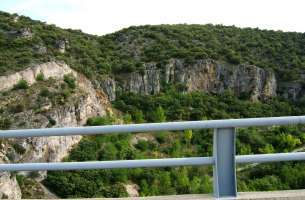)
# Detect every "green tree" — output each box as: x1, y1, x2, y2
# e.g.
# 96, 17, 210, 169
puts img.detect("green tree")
151, 106, 166, 122
184, 129, 193, 146
134, 110, 145, 123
